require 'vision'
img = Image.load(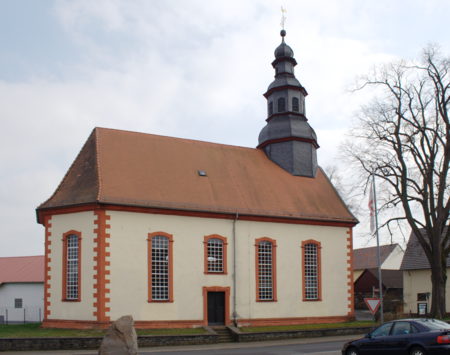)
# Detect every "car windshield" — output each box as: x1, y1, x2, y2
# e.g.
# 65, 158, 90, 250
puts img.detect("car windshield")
418, 319, 450, 331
